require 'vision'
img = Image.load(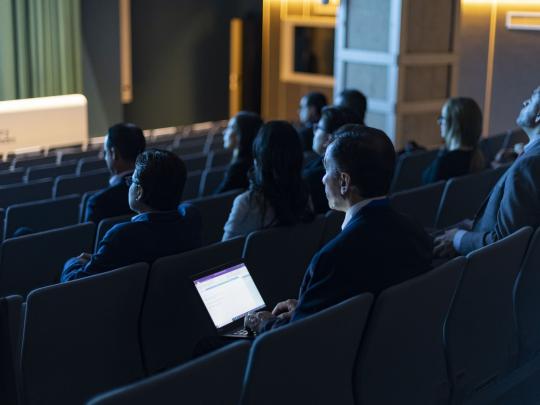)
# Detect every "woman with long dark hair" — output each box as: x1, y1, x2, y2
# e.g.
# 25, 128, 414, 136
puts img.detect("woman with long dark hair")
214, 111, 263, 194
222, 121, 312, 240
